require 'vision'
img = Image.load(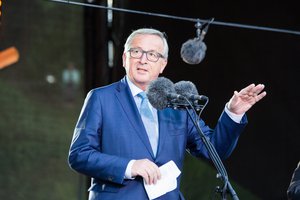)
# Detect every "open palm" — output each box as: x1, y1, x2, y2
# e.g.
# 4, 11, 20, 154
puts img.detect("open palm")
227, 84, 267, 115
